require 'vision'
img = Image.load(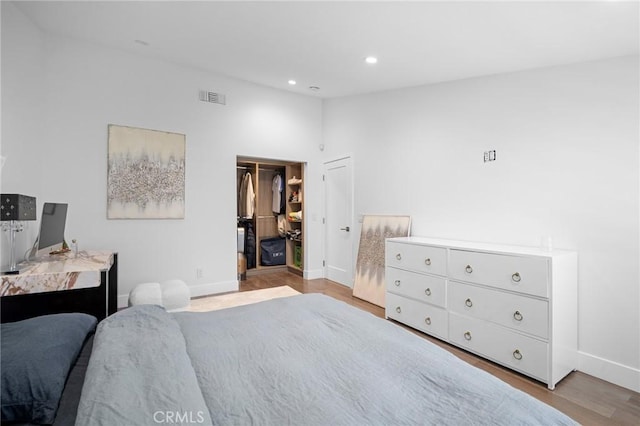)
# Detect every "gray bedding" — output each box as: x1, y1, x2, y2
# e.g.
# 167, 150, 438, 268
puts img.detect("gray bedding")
76, 294, 577, 425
